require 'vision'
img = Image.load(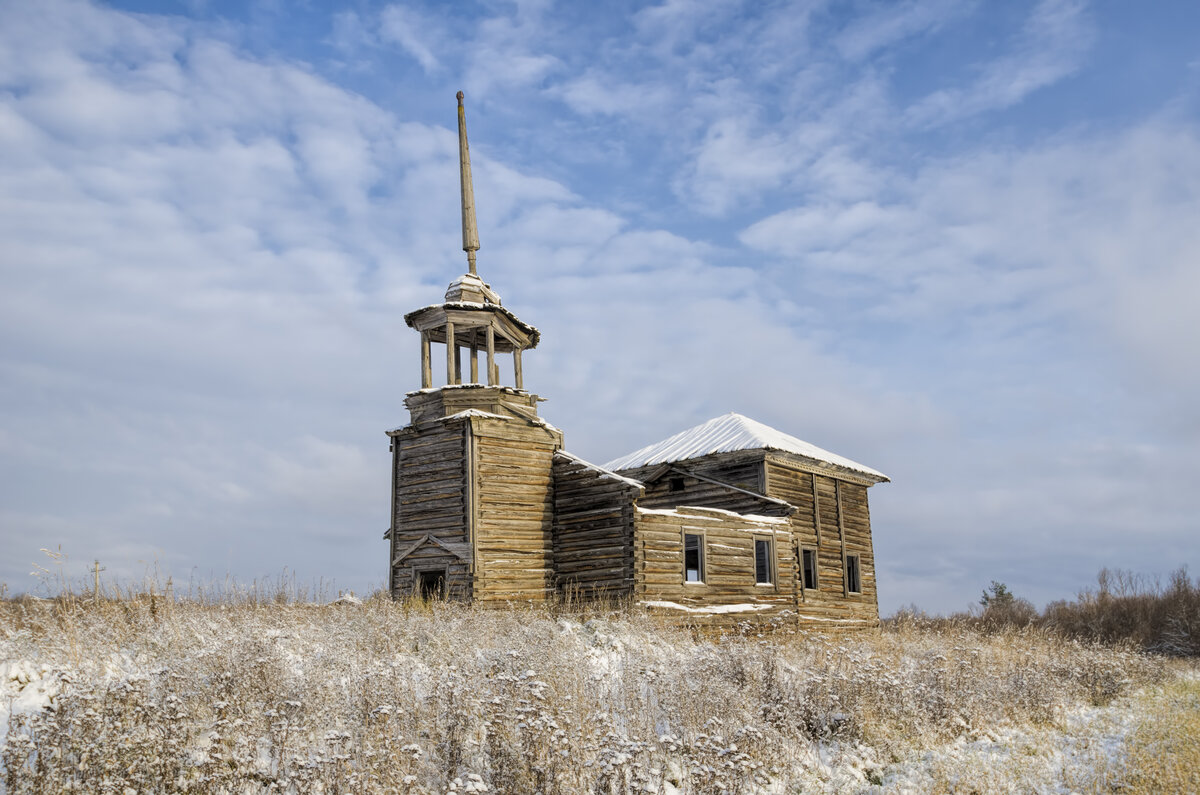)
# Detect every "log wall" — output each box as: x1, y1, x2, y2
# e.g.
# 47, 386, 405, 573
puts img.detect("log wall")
551, 453, 641, 598
634, 506, 797, 626
471, 416, 562, 602
764, 458, 880, 628
390, 420, 472, 599
622, 452, 792, 518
